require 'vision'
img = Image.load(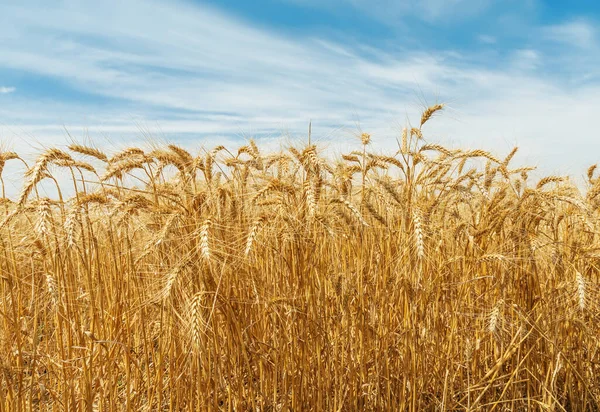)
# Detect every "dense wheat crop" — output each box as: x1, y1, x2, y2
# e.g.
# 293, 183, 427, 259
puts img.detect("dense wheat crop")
1, 106, 600, 410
